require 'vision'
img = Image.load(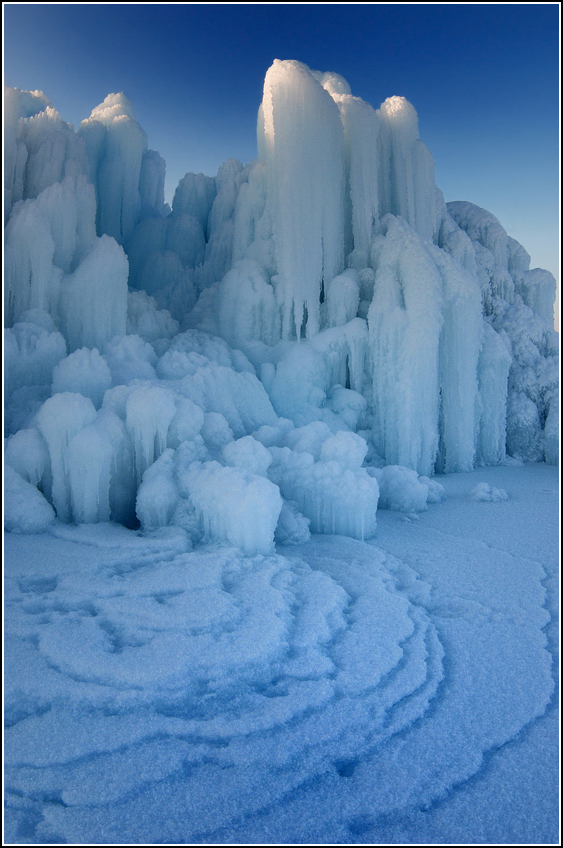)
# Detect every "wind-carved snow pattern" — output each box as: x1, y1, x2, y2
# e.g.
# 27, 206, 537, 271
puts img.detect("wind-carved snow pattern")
4, 465, 557, 843
3, 61, 558, 844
